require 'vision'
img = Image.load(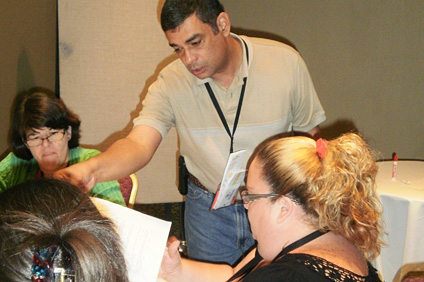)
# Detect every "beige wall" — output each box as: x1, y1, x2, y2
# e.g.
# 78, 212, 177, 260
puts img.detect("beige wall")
58, 0, 183, 204
0, 0, 56, 159
221, 0, 424, 160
